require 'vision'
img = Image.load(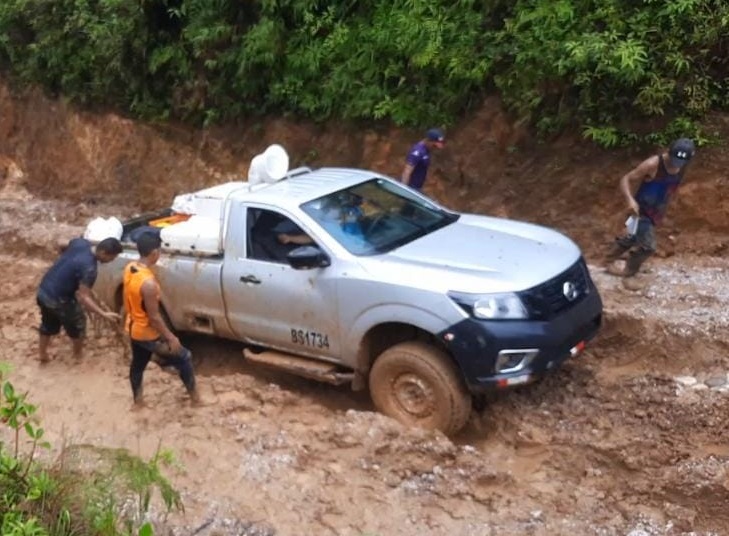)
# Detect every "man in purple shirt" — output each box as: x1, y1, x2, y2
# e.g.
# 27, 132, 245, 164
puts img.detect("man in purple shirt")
401, 128, 445, 190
